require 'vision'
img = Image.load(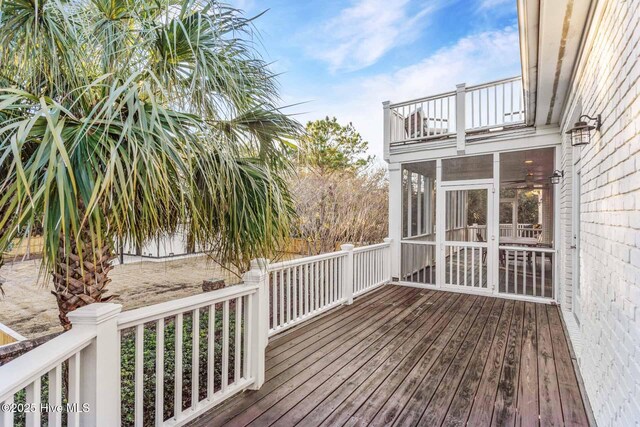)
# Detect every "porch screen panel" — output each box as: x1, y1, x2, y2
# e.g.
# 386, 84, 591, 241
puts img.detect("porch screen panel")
402, 162, 436, 240
442, 154, 493, 181
401, 161, 436, 285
